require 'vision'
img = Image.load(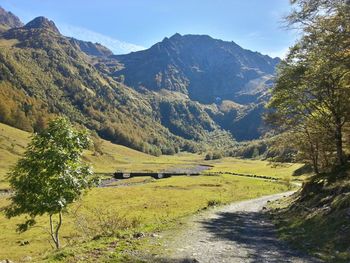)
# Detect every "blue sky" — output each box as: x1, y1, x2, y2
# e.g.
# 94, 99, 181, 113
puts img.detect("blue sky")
1, 0, 298, 57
